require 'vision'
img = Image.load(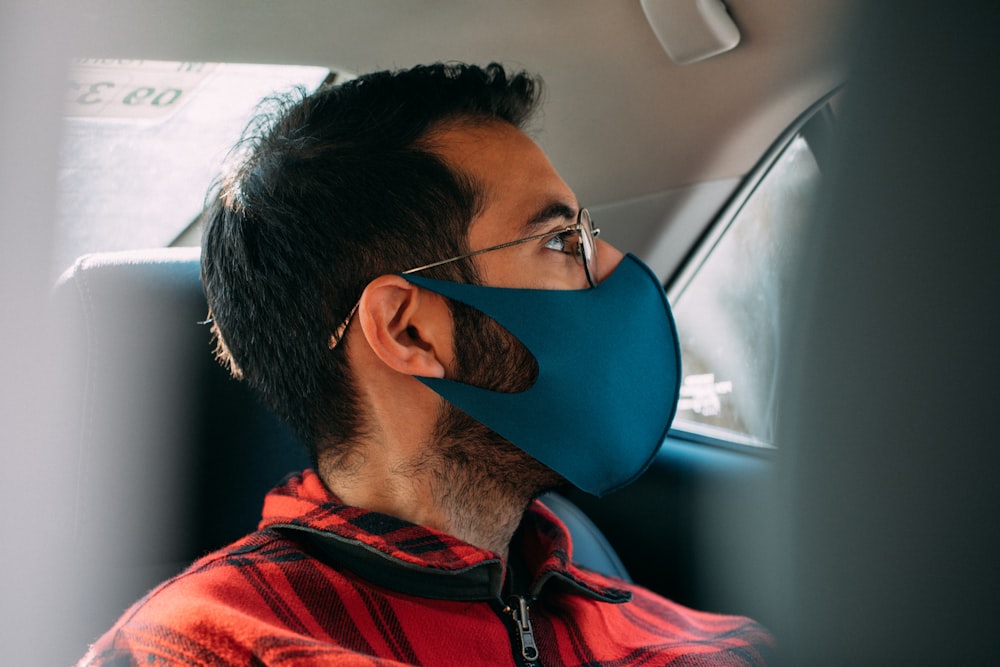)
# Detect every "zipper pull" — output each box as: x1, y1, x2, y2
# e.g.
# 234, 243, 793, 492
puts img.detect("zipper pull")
508, 596, 539, 664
